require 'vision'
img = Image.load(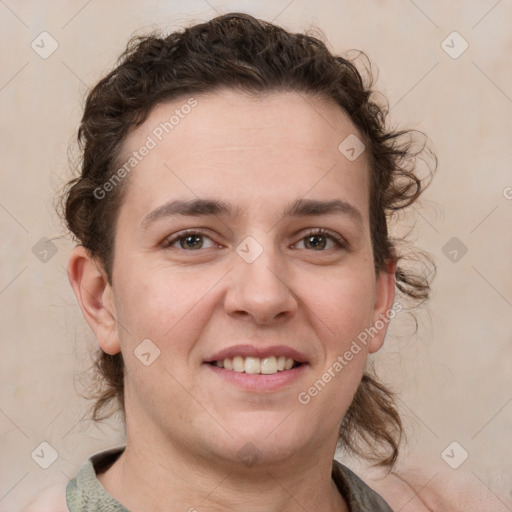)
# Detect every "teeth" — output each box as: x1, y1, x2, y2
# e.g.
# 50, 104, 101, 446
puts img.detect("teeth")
233, 356, 245, 372
212, 355, 298, 374
244, 357, 260, 374
260, 356, 277, 374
